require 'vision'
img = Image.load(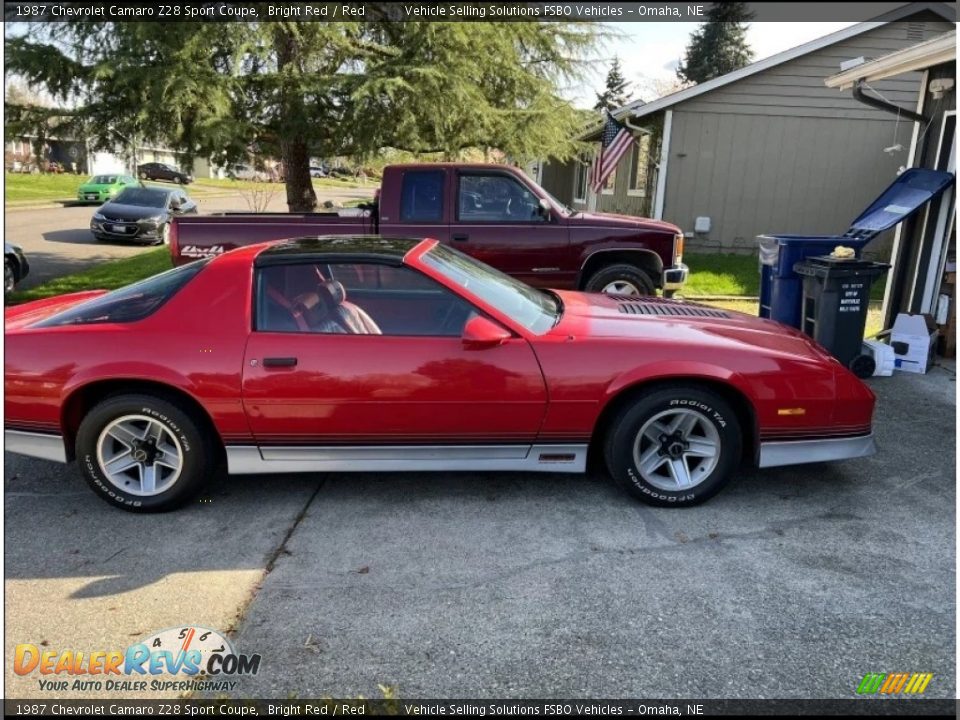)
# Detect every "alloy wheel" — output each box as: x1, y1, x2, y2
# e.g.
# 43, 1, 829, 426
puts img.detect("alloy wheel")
96, 414, 183, 496
601, 280, 641, 296
632, 408, 721, 491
